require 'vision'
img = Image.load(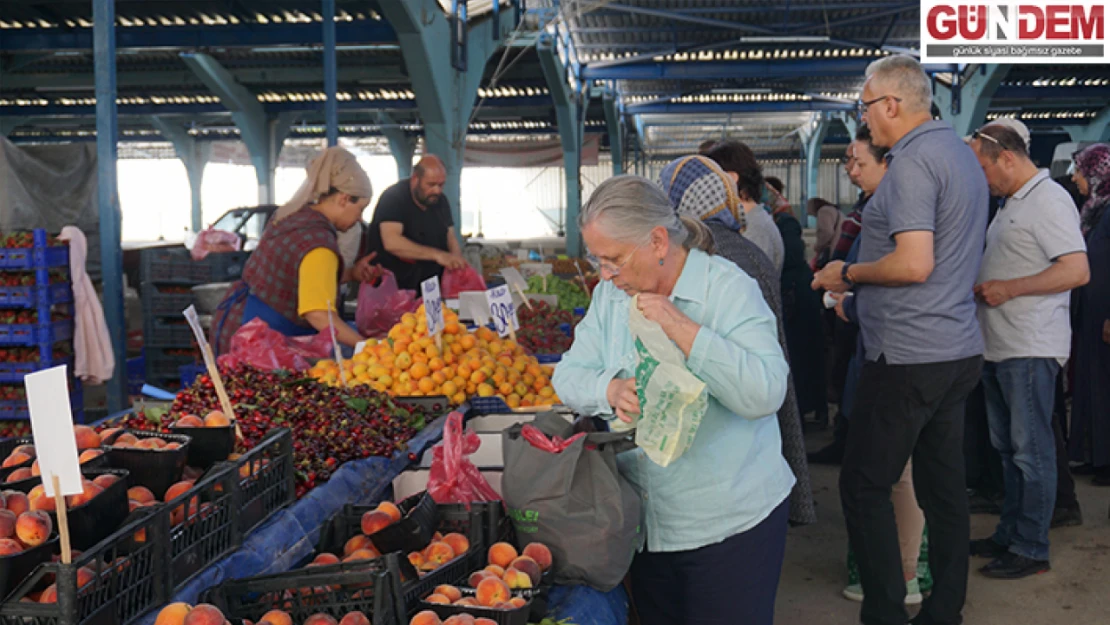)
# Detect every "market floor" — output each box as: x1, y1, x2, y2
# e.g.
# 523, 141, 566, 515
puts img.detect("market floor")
775, 429, 1110, 624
